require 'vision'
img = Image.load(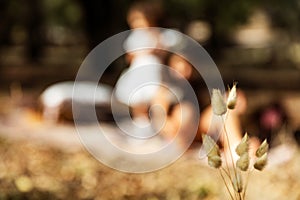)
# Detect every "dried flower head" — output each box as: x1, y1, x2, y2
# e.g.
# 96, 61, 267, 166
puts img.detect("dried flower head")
227, 83, 237, 109
254, 153, 268, 171
211, 89, 227, 116
235, 133, 249, 156
208, 155, 222, 168
236, 153, 249, 171
202, 134, 222, 168
256, 139, 269, 157
202, 134, 220, 157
